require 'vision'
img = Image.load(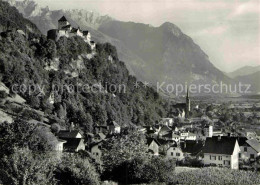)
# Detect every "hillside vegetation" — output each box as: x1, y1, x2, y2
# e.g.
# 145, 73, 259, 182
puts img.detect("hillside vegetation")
0, 1, 171, 132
